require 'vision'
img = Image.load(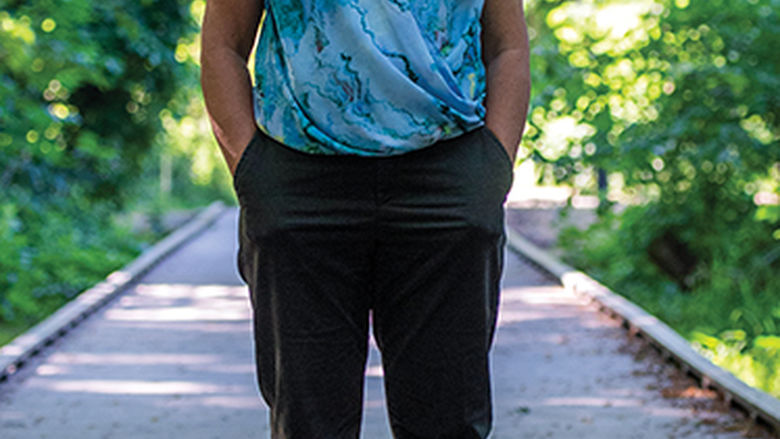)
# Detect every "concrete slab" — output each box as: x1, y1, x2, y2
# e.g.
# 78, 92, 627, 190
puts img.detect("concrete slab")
0, 208, 766, 438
